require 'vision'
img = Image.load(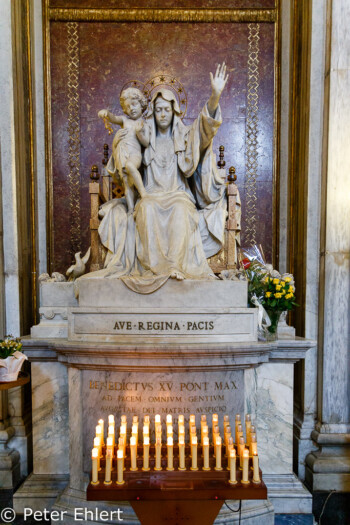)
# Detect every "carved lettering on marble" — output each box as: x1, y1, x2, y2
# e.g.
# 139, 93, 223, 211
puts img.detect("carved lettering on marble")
112, 319, 215, 332
82, 370, 244, 471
